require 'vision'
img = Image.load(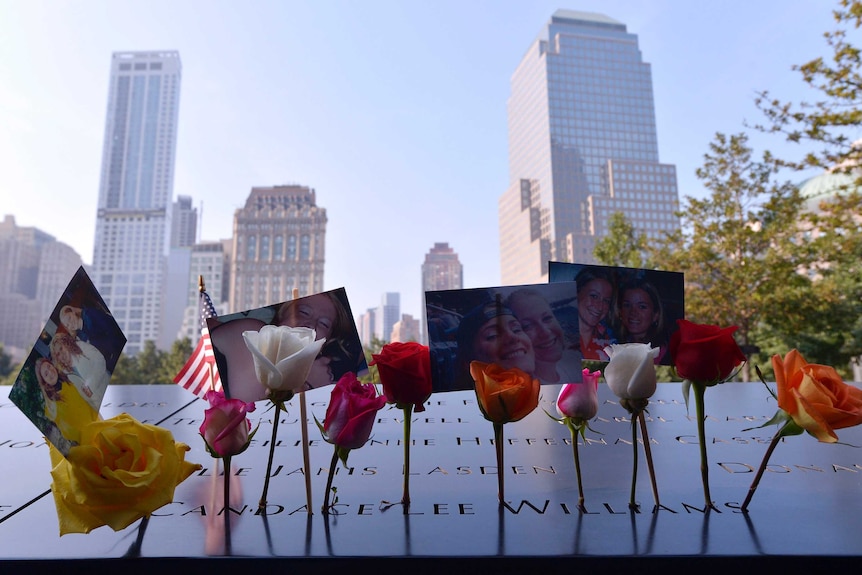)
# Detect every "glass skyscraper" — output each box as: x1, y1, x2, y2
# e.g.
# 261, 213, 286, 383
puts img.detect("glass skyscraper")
499, 10, 679, 284
92, 51, 181, 354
